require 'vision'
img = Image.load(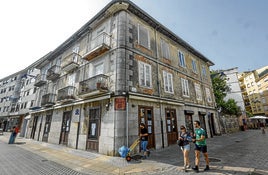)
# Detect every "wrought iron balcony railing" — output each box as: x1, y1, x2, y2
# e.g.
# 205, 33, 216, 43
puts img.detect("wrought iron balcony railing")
41, 93, 56, 107
57, 86, 76, 103
83, 33, 111, 61
34, 74, 47, 87
61, 53, 81, 72
78, 74, 109, 98
47, 65, 61, 80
